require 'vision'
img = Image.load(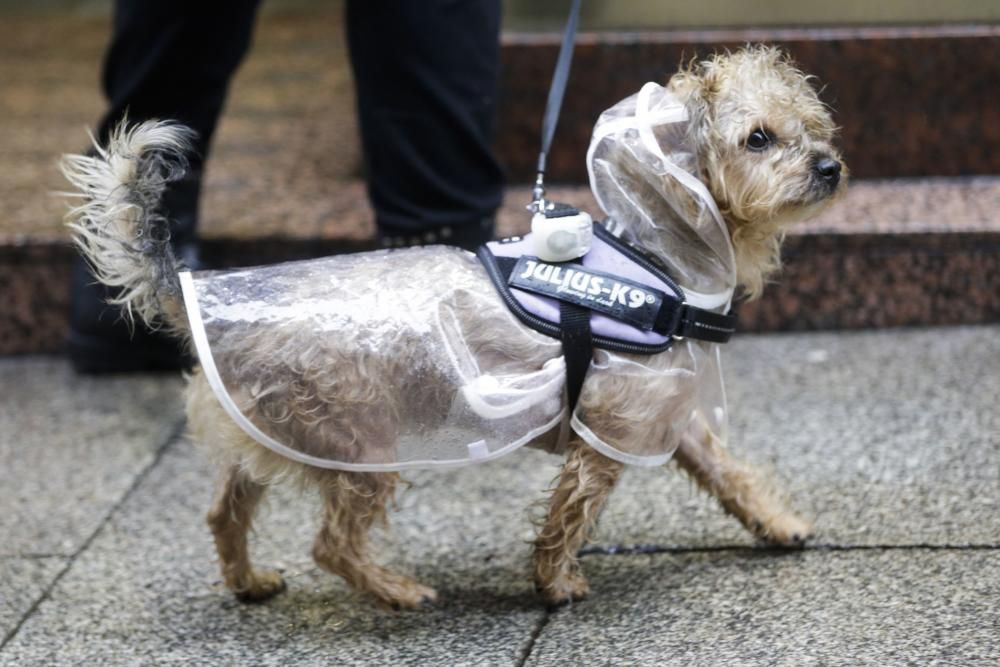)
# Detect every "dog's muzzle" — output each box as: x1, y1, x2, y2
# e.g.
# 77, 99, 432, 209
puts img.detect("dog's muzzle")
812, 156, 842, 193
